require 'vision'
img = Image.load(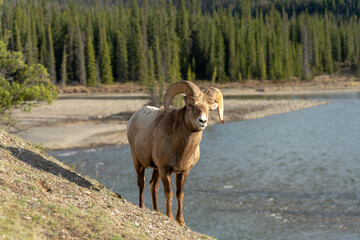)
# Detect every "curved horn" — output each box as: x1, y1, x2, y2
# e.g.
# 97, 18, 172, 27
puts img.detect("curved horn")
163, 81, 201, 112
204, 87, 224, 124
